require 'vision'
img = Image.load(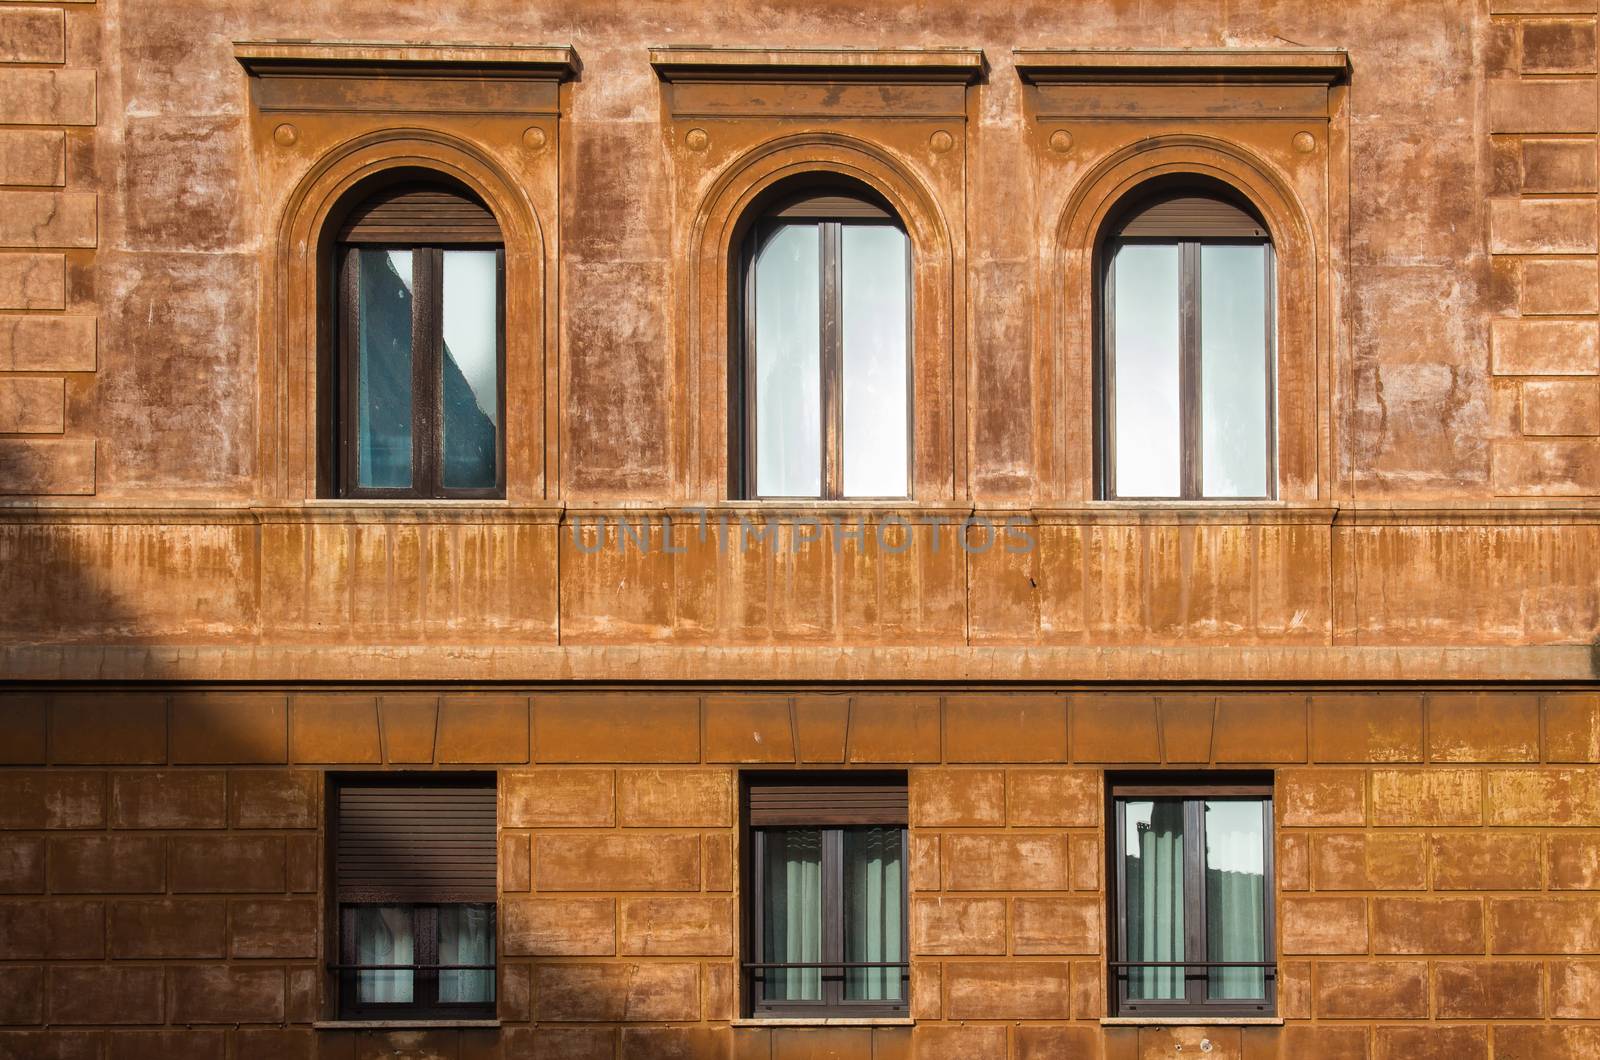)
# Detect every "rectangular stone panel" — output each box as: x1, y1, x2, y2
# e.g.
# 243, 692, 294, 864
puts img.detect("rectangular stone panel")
944, 695, 1067, 762
1521, 257, 1600, 313
0, 315, 94, 372
911, 897, 1006, 956
0, 9, 62, 63
532, 963, 699, 1022
1522, 138, 1599, 193
0, 70, 94, 125
0, 130, 66, 186
0, 437, 91, 494
0, 192, 96, 249
1489, 197, 1599, 253
1490, 79, 1598, 132
503, 898, 615, 956
1492, 318, 1600, 374
618, 896, 732, 955
1492, 438, 1600, 494
502, 769, 614, 827
1523, 379, 1600, 434
943, 961, 1071, 1020
534, 833, 700, 891
942, 835, 1069, 891
533, 695, 699, 763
